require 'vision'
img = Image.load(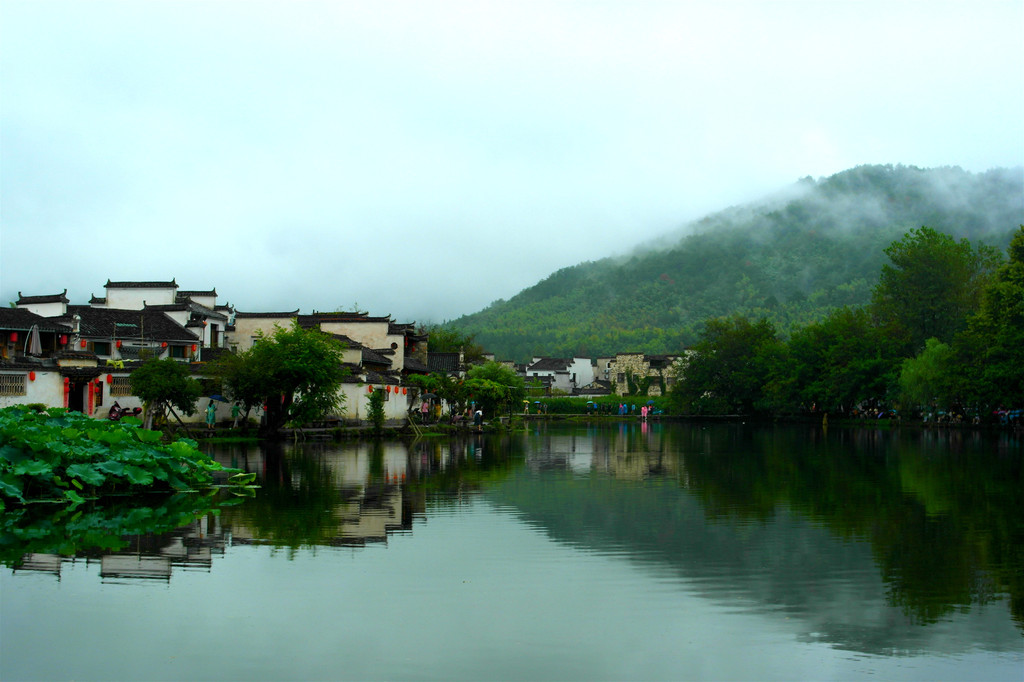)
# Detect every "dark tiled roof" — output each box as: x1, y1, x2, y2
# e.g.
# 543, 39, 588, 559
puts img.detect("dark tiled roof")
90, 295, 107, 305
361, 348, 392, 367
198, 347, 231, 363
527, 357, 571, 372
300, 312, 392, 324
176, 289, 217, 299
404, 356, 429, 373
388, 322, 416, 334
428, 352, 461, 373
64, 306, 199, 343
234, 310, 299, 318
105, 279, 177, 289
16, 290, 68, 305
0, 308, 72, 333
